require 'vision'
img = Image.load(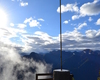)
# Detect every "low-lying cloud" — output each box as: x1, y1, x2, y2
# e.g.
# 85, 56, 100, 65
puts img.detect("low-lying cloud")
0, 47, 52, 80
